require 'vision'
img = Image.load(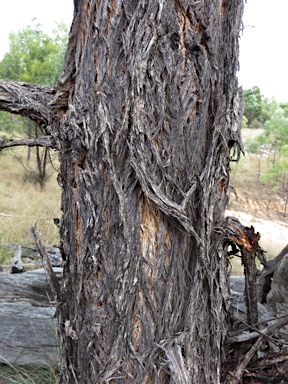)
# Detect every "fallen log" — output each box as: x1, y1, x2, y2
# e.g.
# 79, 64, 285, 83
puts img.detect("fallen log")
0, 268, 62, 366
